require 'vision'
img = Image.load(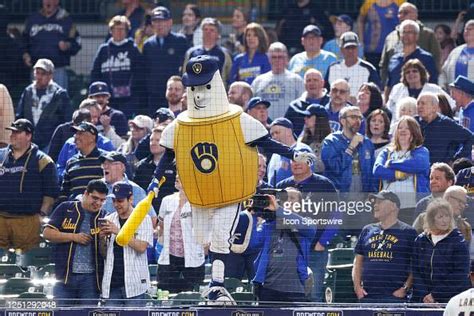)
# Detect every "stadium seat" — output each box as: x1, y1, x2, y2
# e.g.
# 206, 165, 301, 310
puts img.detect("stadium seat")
0, 264, 27, 279
33, 264, 55, 280
18, 243, 52, 269
327, 248, 355, 266
18, 292, 47, 299
231, 291, 256, 305
224, 277, 245, 293
324, 248, 357, 303
171, 291, 202, 305
0, 277, 36, 296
